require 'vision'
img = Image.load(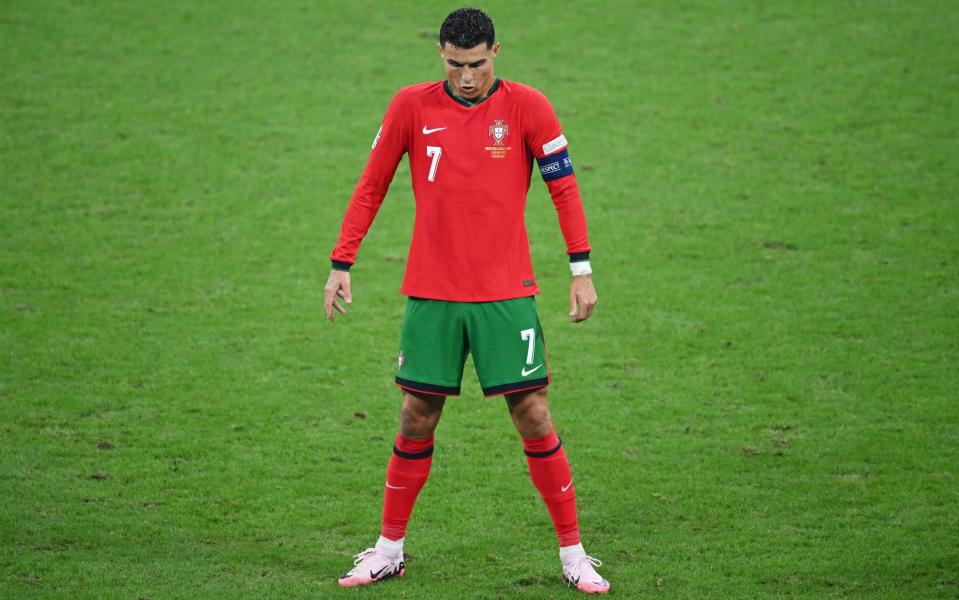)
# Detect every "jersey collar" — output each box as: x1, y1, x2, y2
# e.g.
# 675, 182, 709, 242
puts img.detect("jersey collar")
444, 78, 500, 107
